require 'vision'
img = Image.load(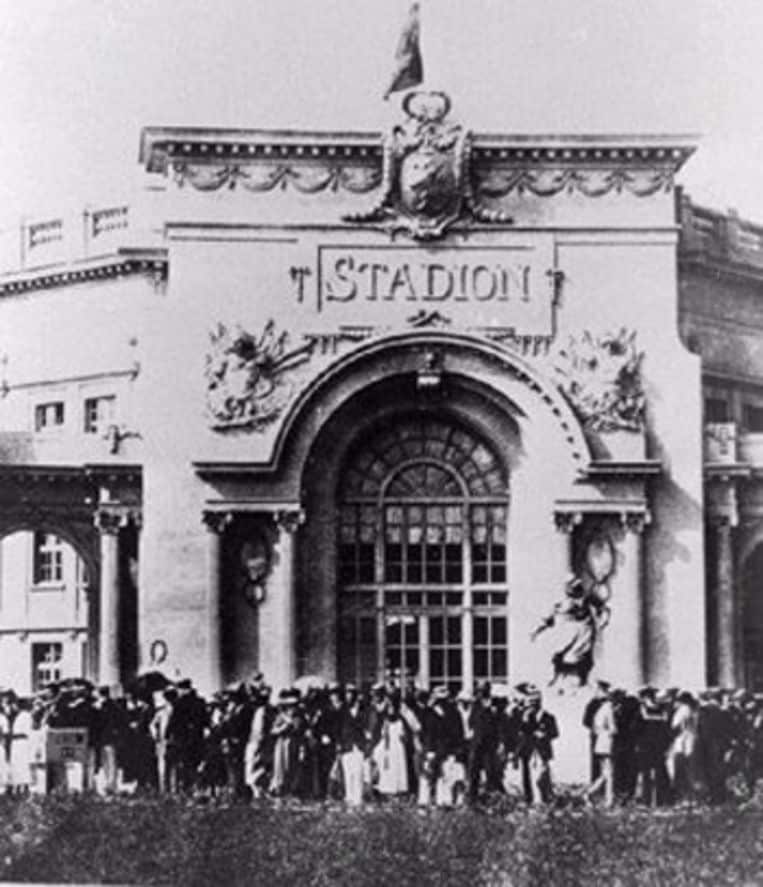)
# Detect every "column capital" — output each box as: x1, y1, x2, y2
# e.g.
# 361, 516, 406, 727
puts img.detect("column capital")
95, 507, 128, 535
708, 511, 737, 530
274, 507, 306, 535
202, 510, 233, 535
554, 510, 582, 534
620, 510, 651, 535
